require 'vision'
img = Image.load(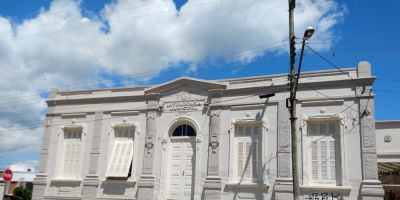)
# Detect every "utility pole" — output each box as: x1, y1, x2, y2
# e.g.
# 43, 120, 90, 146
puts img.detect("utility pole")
287, 0, 299, 199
